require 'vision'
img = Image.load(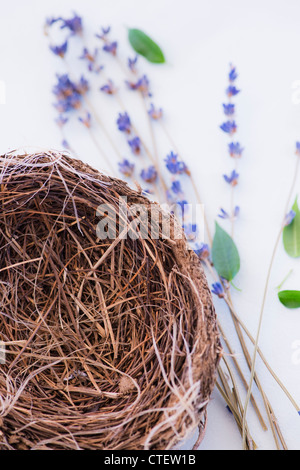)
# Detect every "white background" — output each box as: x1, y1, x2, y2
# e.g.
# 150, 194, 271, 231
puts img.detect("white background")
1, 0, 300, 450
